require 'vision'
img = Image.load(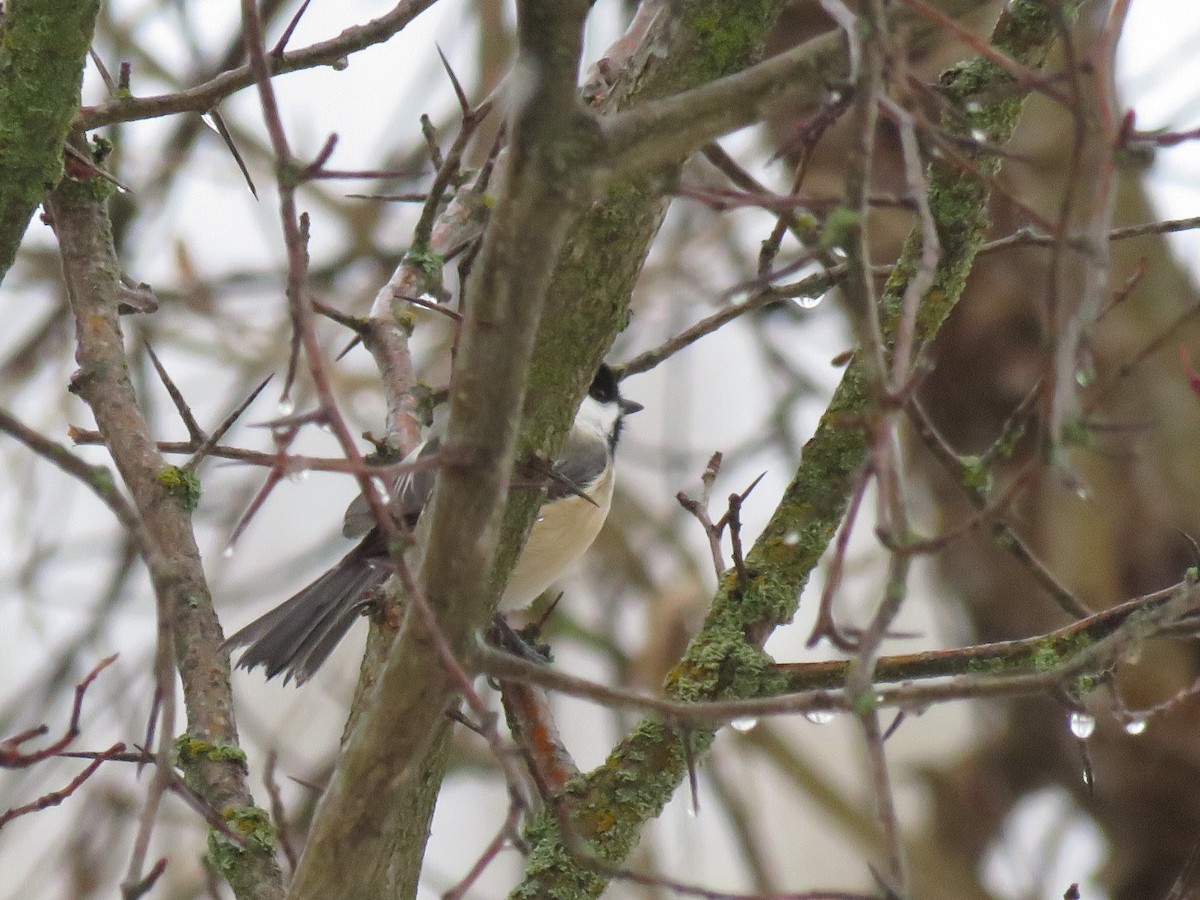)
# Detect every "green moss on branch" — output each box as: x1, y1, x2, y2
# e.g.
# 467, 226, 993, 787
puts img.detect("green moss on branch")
0, 0, 100, 283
